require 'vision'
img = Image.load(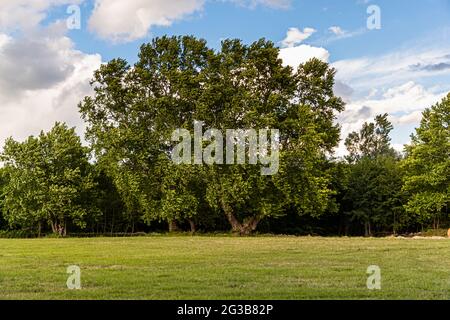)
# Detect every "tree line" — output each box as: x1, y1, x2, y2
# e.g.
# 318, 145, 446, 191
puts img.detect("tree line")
0, 36, 448, 237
